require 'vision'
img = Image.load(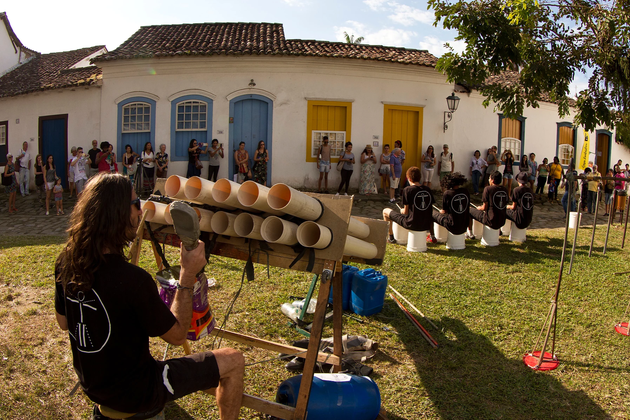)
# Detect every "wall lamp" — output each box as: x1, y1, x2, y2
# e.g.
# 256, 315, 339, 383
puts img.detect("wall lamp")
443, 93, 461, 132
